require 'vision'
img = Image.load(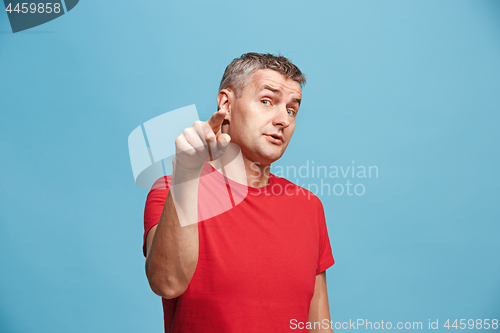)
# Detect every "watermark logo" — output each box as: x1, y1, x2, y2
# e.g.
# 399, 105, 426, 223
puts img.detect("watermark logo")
128, 104, 248, 226
128, 105, 200, 189
3, 0, 79, 33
